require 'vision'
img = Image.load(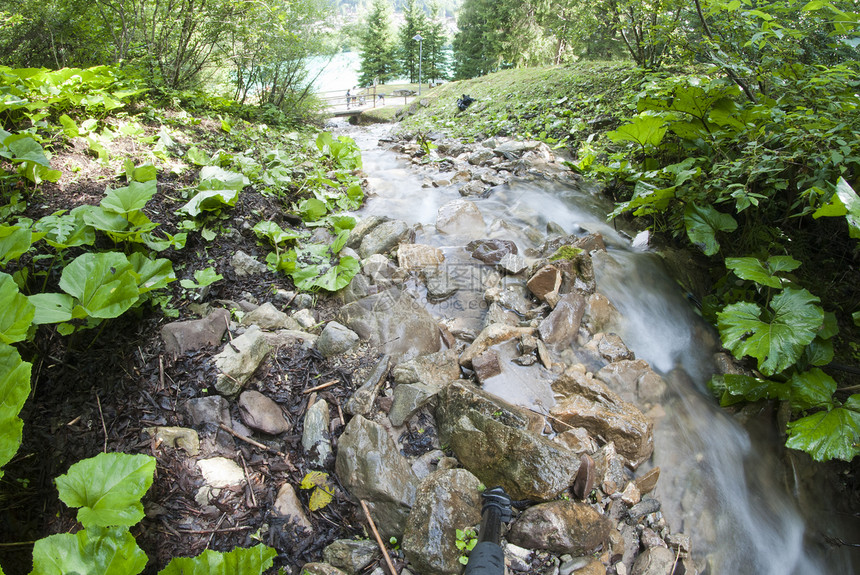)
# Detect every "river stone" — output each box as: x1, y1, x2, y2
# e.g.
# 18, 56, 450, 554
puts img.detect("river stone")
472, 349, 501, 383
323, 539, 380, 574
359, 219, 412, 259
499, 253, 528, 275
551, 368, 654, 467
345, 355, 390, 416
483, 302, 520, 328
303, 399, 332, 467
347, 215, 388, 249
231, 250, 268, 276
631, 546, 676, 575
144, 426, 200, 456
538, 292, 586, 347
634, 467, 660, 495
402, 469, 483, 575
273, 483, 313, 531
161, 308, 230, 355
460, 180, 489, 196
362, 254, 398, 285
398, 243, 445, 270
436, 199, 485, 235
596, 360, 667, 404
527, 264, 562, 301
411, 449, 446, 480
507, 500, 611, 556
316, 321, 360, 358
292, 308, 317, 329
335, 415, 418, 539
238, 390, 290, 434
468, 148, 495, 165
595, 333, 634, 363
337, 273, 371, 304
213, 325, 272, 396
337, 289, 441, 362
486, 285, 531, 315
424, 266, 460, 301
262, 329, 318, 350
186, 395, 231, 427
391, 348, 460, 387
466, 239, 518, 265
198, 457, 245, 488
241, 302, 301, 331
494, 140, 540, 159
479, 170, 505, 186
436, 382, 579, 500
459, 323, 535, 368
300, 563, 348, 575
389, 382, 439, 426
